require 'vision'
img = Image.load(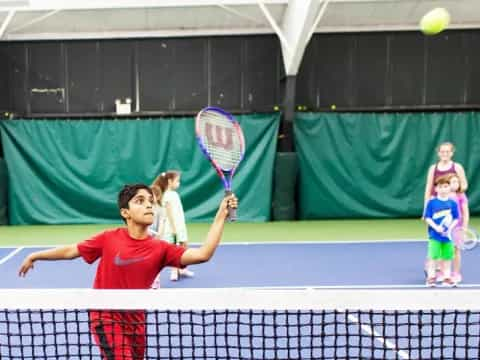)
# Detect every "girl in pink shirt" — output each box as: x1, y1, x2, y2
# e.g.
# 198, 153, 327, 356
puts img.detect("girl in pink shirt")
448, 173, 469, 284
